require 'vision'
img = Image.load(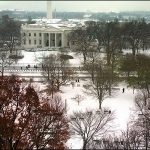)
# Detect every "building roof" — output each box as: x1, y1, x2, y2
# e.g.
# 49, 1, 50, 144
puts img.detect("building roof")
21, 18, 79, 32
